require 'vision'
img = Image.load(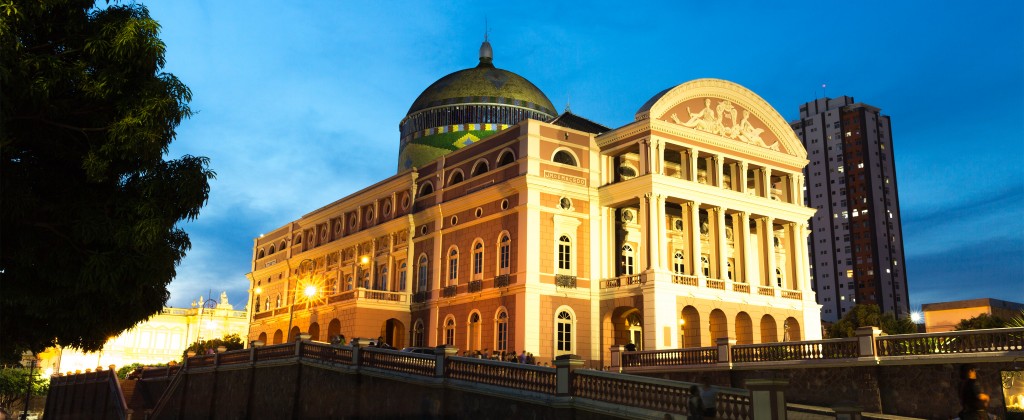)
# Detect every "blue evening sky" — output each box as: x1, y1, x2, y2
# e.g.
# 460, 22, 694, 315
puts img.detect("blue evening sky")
146, 1, 1023, 311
